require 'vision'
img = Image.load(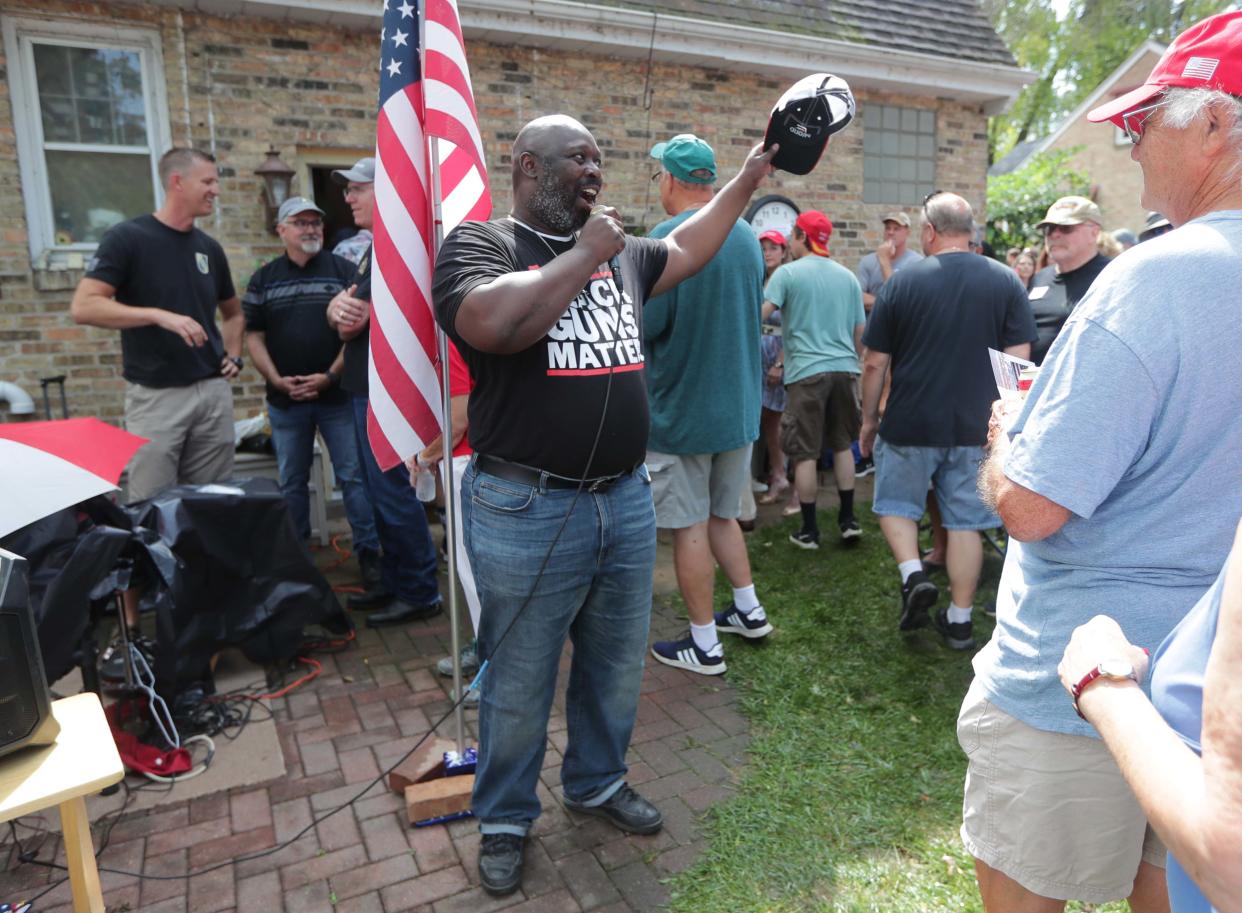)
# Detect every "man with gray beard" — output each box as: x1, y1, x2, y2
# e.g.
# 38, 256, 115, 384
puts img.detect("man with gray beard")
432, 114, 775, 896
243, 196, 380, 566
